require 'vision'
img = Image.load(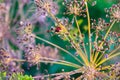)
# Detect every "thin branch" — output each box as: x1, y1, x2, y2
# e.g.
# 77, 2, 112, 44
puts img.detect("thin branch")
33, 68, 82, 79
96, 52, 120, 67
96, 45, 120, 63
34, 35, 84, 65
13, 57, 81, 68
85, 1, 92, 62
46, 8, 89, 66
94, 20, 116, 63
96, 64, 114, 71
74, 16, 88, 58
